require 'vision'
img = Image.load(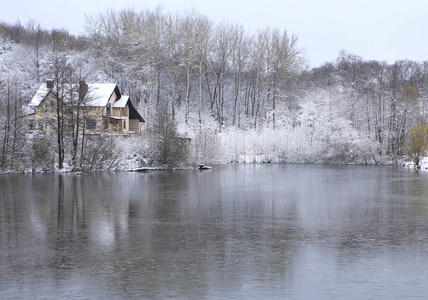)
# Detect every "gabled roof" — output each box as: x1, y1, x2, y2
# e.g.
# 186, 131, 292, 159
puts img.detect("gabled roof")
29, 84, 50, 107
128, 100, 145, 122
86, 83, 119, 107
113, 95, 129, 108
114, 94, 145, 122
29, 83, 120, 107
